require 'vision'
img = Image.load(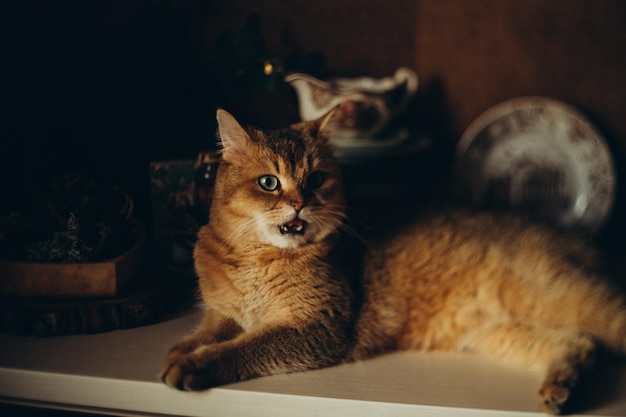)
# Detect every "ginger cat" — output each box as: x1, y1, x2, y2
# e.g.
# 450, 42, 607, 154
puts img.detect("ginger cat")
160, 109, 626, 415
